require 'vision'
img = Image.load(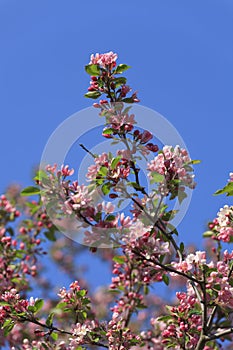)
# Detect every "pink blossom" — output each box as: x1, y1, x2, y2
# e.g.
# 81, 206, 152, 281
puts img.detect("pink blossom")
89, 51, 118, 68
147, 145, 196, 196
108, 113, 136, 132
71, 323, 89, 342
102, 201, 115, 214
86, 152, 131, 185
45, 163, 57, 174
61, 165, 74, 177
209, 205, 233, 242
